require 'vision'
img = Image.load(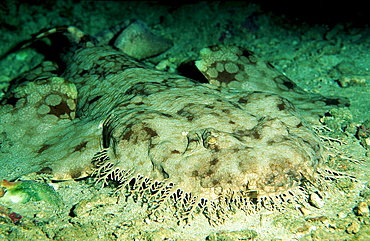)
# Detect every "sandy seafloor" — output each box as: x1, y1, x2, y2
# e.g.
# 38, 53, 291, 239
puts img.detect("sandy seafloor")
0, 1, 370, 240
